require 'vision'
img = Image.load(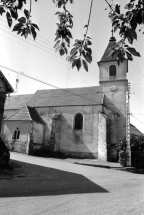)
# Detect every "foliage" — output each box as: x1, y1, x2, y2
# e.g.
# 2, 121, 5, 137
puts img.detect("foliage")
105, 0, 144, 64
53, 0, 93, 71
0, 0, 93, 72
116, 137, 127, 167
1, 0, 144, 70
0, 0, 39, 40
117, 135, 144, 168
